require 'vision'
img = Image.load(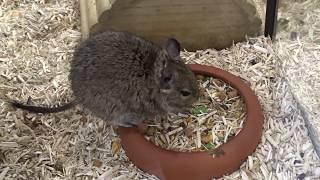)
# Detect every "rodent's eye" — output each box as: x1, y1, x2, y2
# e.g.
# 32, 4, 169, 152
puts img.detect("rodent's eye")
180, 90, 191, 97
163, 75, 172, 82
